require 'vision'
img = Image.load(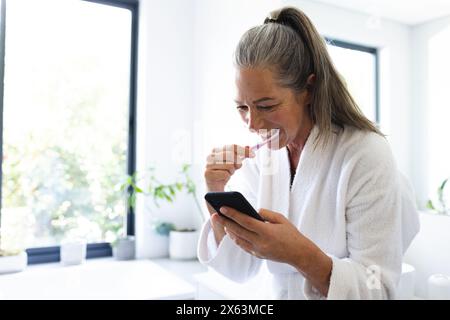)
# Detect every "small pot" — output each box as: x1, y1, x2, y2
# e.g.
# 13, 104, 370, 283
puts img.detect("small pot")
113, 236, 135, 260
0, 251, 27, 274
169, 230, 199, 260
60, 241, 87, 266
